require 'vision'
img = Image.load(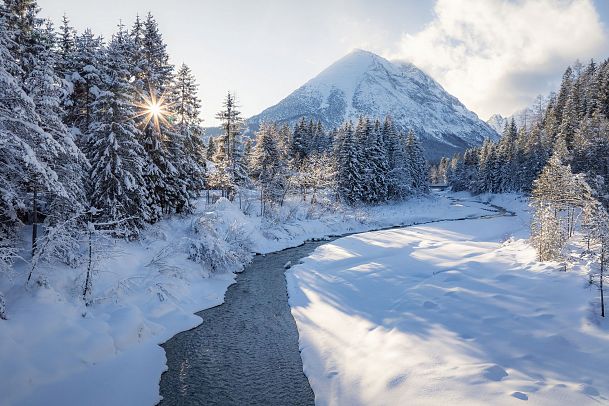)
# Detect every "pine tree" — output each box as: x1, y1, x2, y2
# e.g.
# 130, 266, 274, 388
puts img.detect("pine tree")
55, 14, 76, 80
25, 21, 88, 229
530, 149, 592, 260
291, 117, 310, 163
86, 24, 149, 237
141, 13, 173, 93
359, 118, 388, 203
129, 13, 183, 218
0, 12, 69, 260
335, 122, 363, 204
405, 130, 428, 194
554, 66, 574, 125
206, 137, 216, 161
250, 123, 280, 215
0, 0, 43, 78
66, 28, 103, 139
170, 63, 206, 200
214, 92, 246, 198
383, 117, 411, 199
497, 118, 517, 192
